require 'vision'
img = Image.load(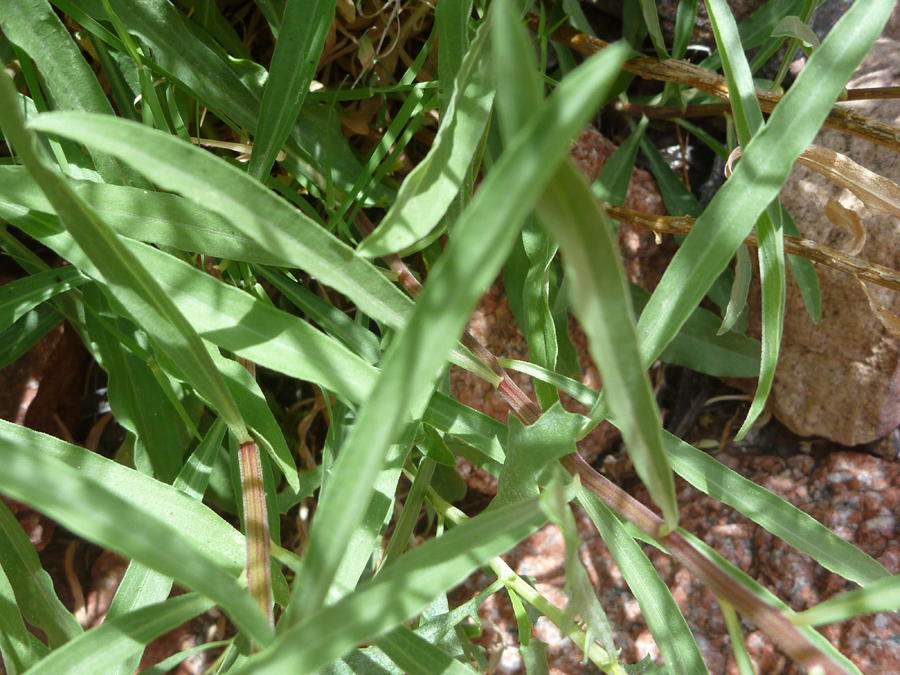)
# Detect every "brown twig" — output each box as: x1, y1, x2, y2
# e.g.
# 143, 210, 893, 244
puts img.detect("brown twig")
530, 16, 900, 153
616, 87, 900, 120
561, 454, 852, 675
602, 202, 900, 293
